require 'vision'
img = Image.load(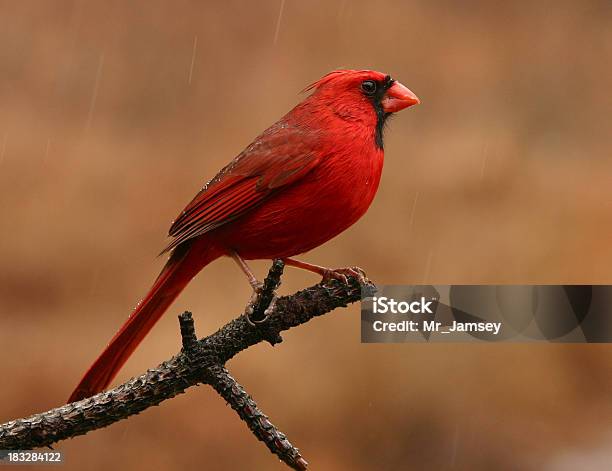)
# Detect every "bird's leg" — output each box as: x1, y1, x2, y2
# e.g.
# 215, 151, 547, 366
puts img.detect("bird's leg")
231, 251, 263, 291
283, 258, 367, 285
230, 251, 278, 324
